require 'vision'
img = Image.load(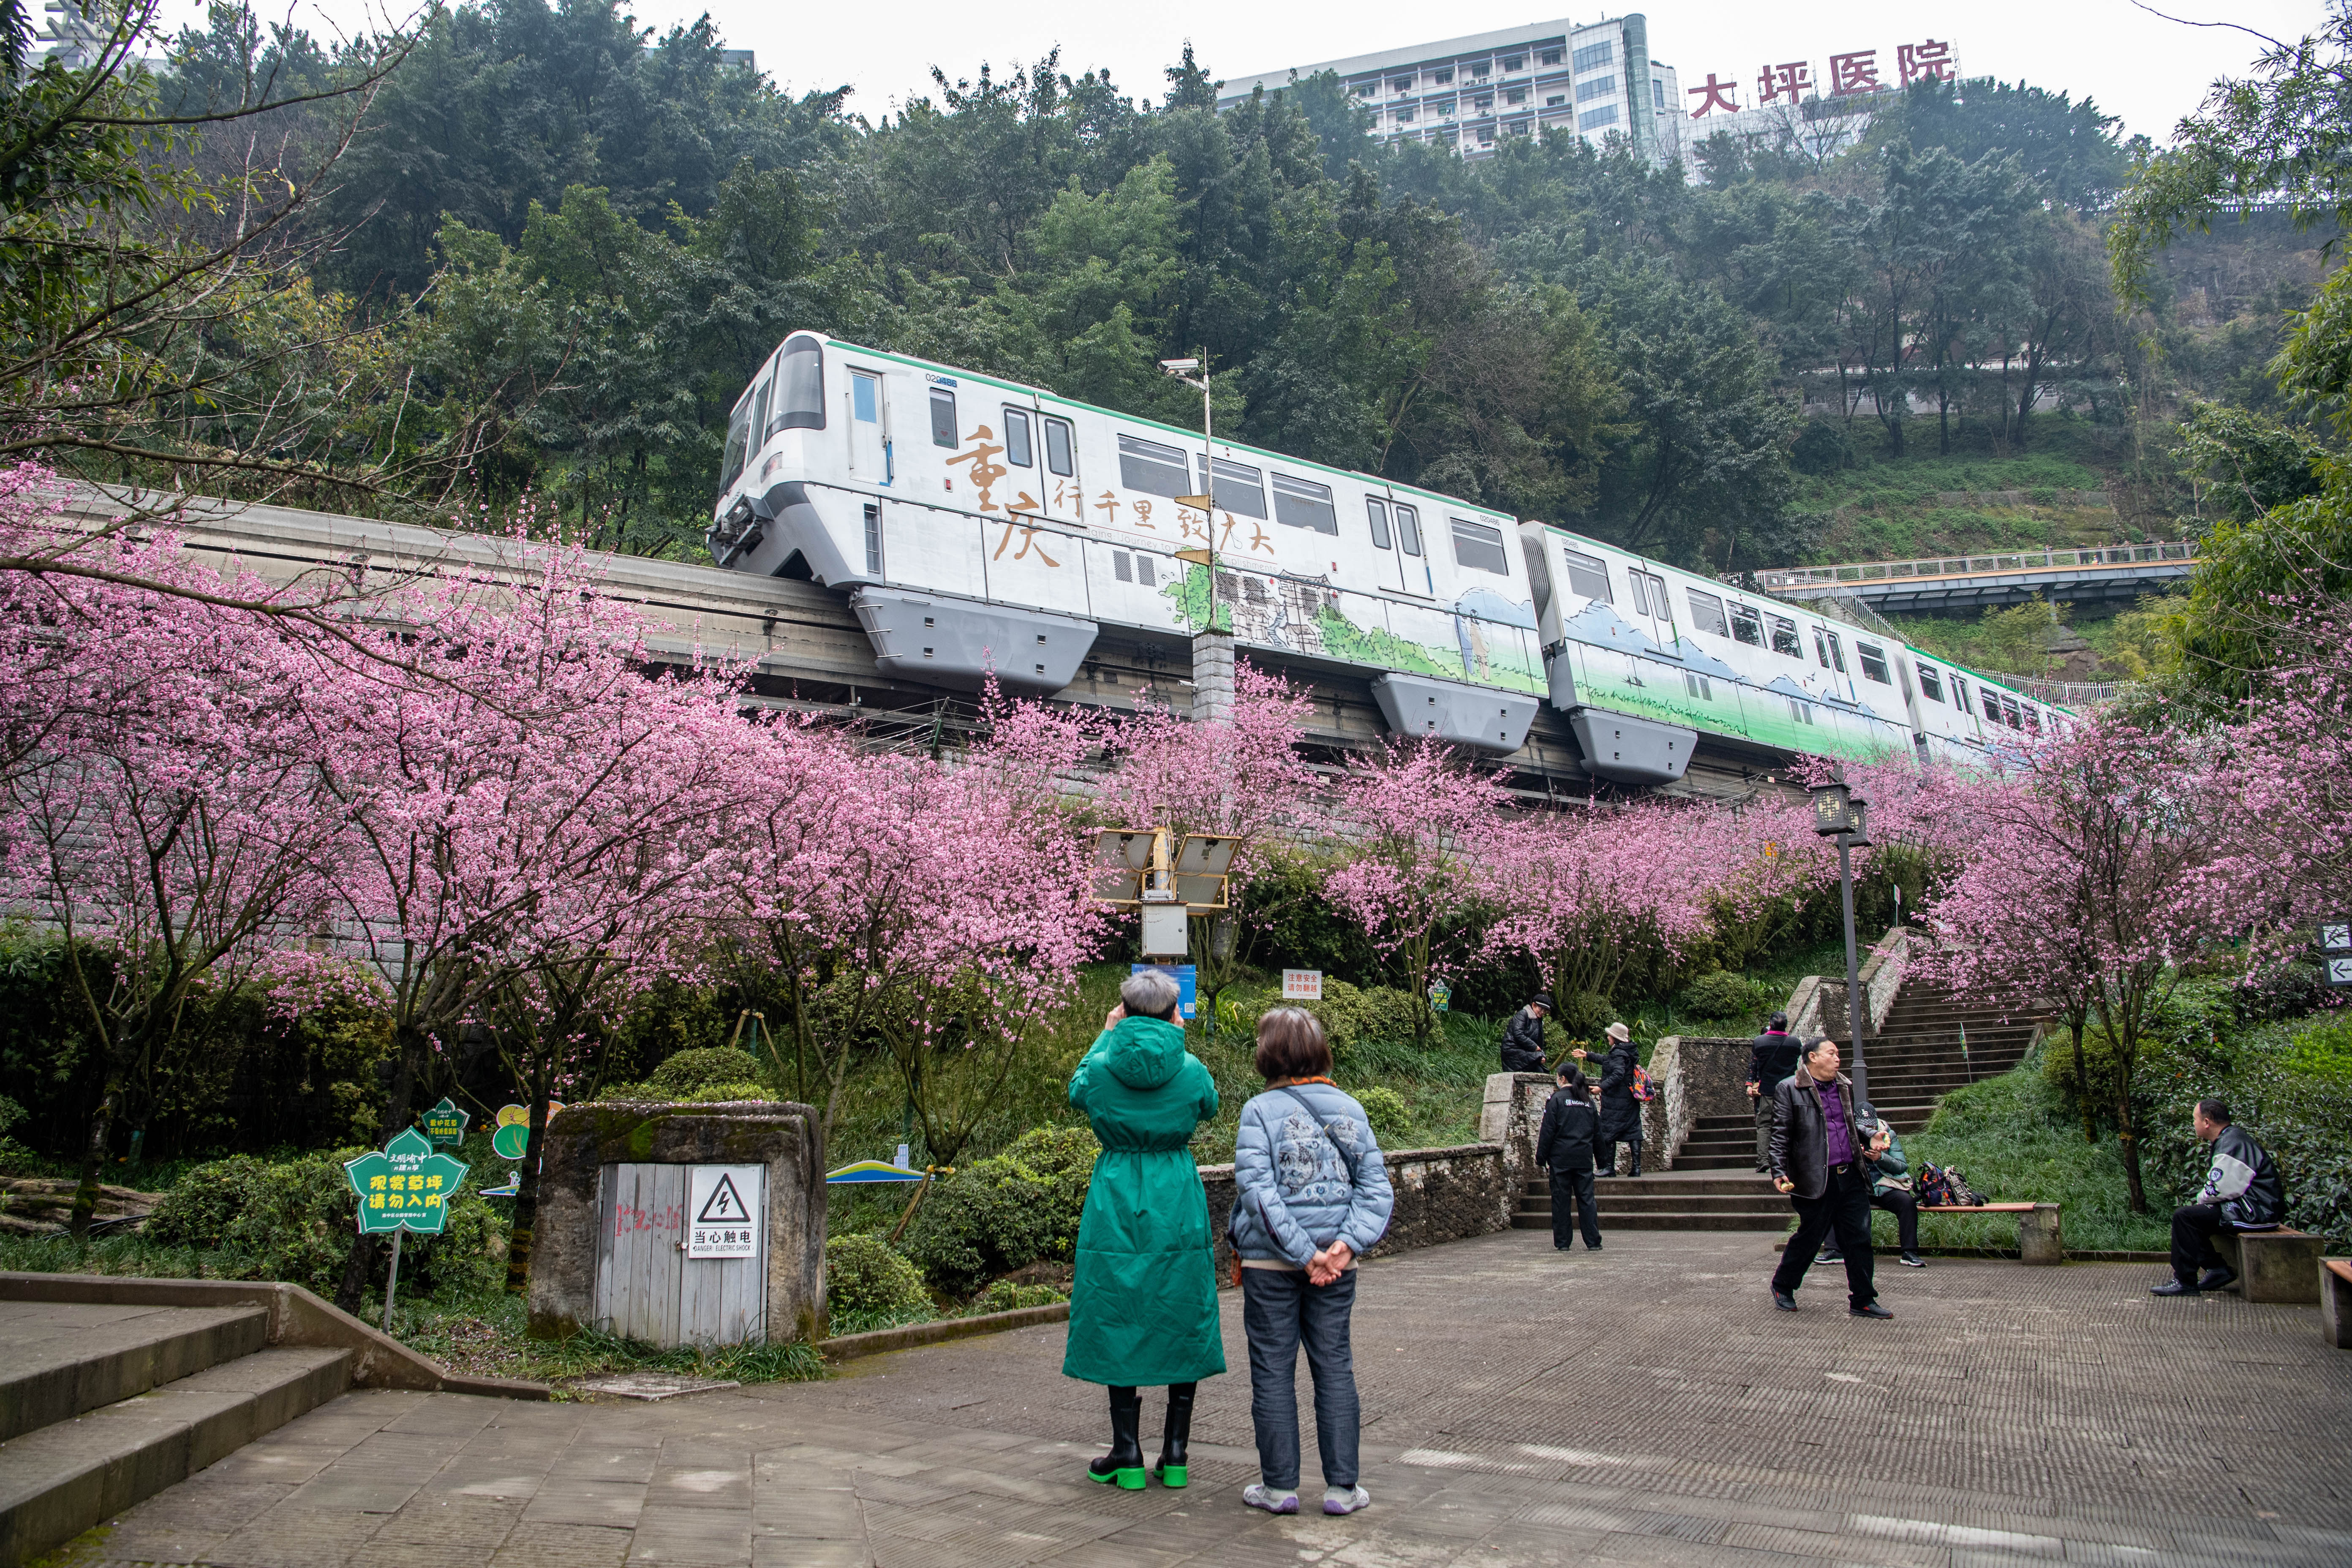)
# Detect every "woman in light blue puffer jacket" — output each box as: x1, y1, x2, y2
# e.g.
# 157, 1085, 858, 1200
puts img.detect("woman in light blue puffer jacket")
1230, 1007, 1394, 1521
